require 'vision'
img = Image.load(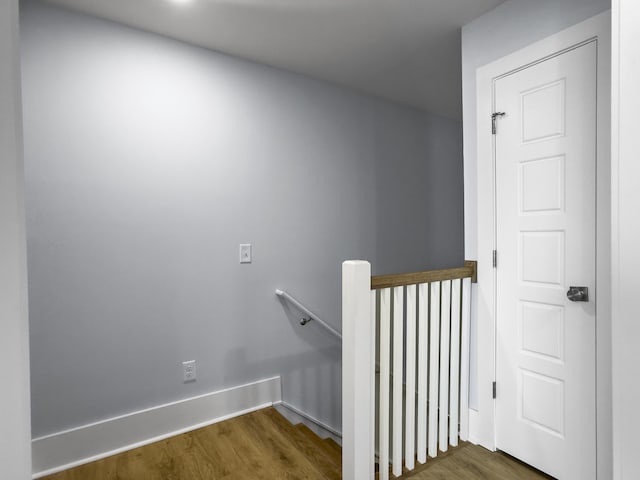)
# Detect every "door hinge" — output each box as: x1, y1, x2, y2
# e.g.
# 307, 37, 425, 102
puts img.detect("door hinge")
491, 112, 506, 134
492, 381, 497, 399
493, 250, 497, 268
